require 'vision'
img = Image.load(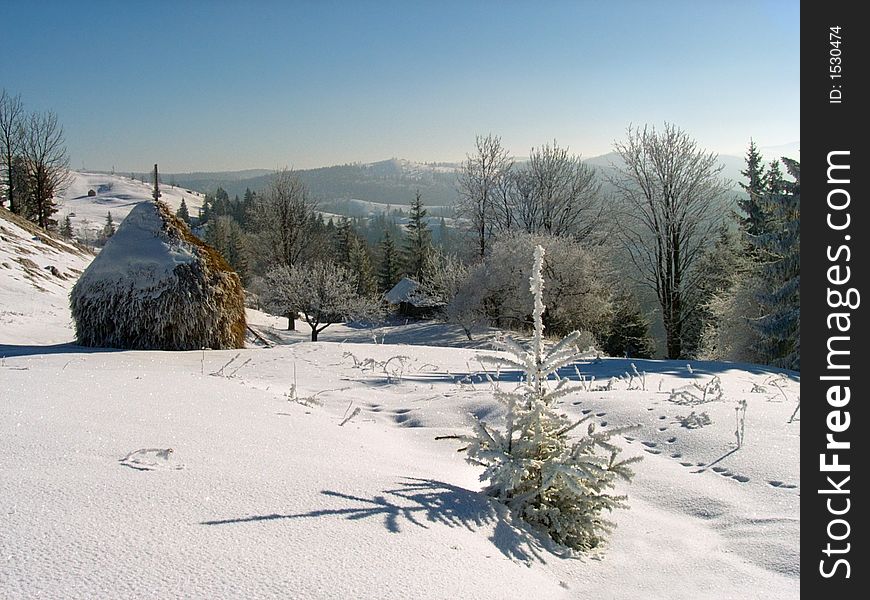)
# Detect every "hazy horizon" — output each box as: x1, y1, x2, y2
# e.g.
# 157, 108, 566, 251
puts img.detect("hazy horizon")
3, 0, 799, 173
